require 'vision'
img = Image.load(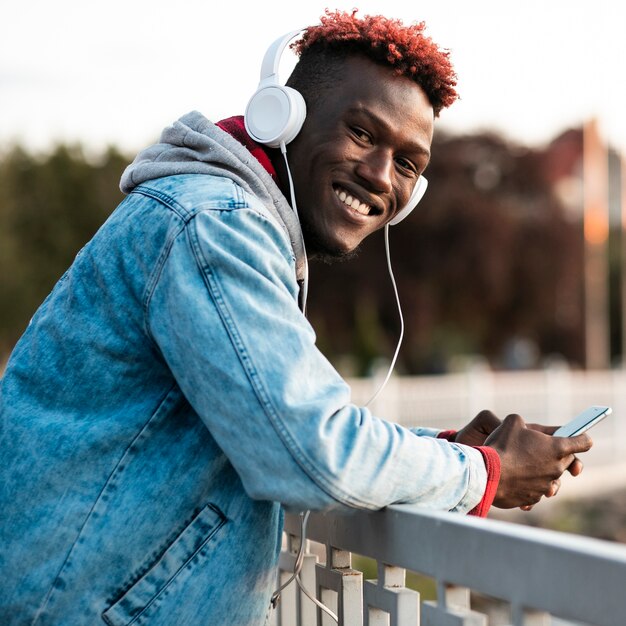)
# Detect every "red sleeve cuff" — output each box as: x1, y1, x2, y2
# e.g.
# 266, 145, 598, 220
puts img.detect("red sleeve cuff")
437, 430, 457, 441
468, 446, 501, 518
